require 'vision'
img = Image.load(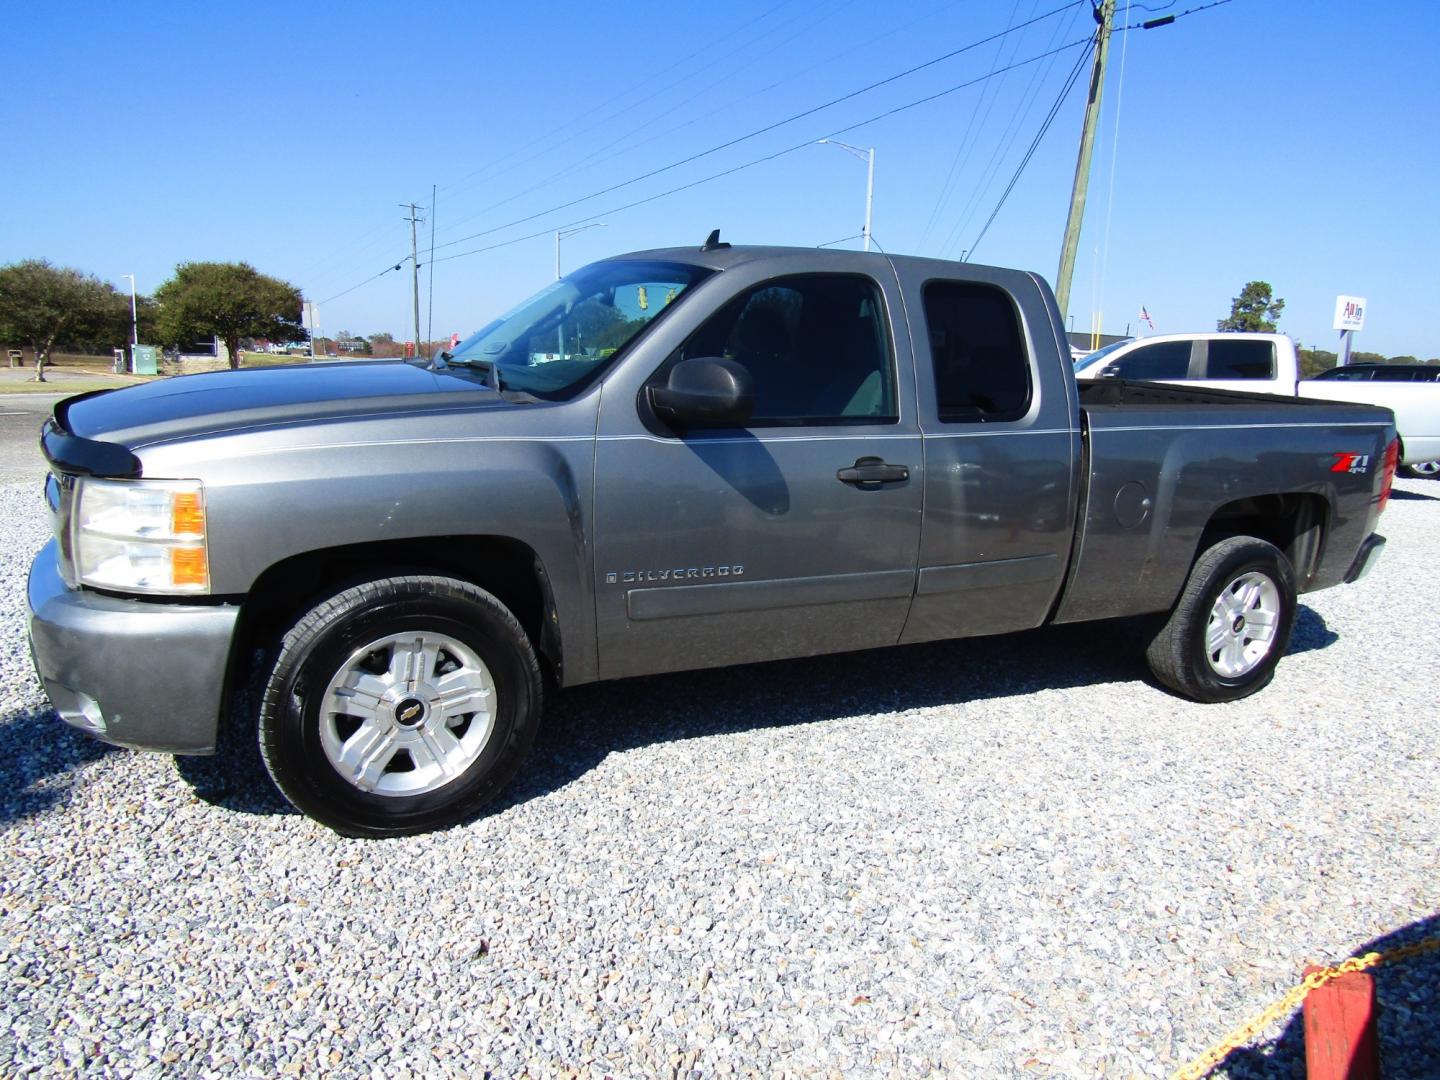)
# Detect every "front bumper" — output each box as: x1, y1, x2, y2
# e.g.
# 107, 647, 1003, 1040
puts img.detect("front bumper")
27, 539, 240, 754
